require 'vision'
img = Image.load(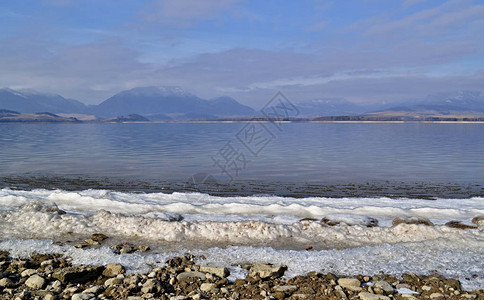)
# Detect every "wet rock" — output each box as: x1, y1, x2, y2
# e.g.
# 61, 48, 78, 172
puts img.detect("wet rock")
472, 215, 484, 226
102, 263, 125, 277
249, 263, 287, 279
52, 265, 104, 284
199, 266, 230, 278
135, 245, 150, 252
321, 217, 341, 226
445, 221, 477, 229
166, 254, 195, 268
392, 217, 433, 226
91, 233, 109, 242
25, 274, 47, 289
75, 243, 90, 249
84, 239, 99, 245
338, 278, 362, 291
111, 243, 134, 254
299, 217, 318, 222
358, 292, 390, 300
